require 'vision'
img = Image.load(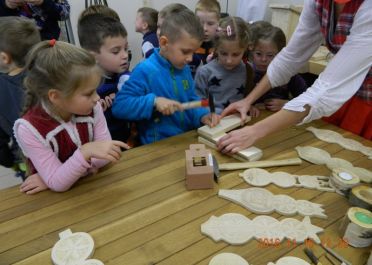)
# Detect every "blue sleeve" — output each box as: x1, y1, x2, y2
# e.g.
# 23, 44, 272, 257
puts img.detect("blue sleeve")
288, 74, 308, 98
112, 64, 156, 121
